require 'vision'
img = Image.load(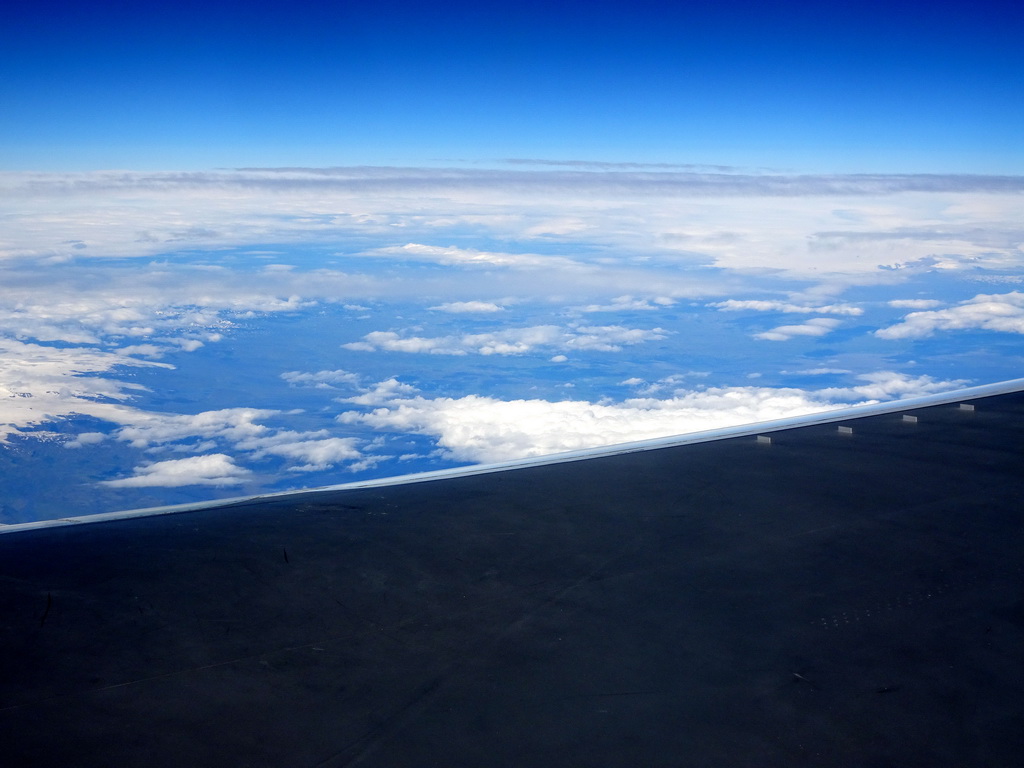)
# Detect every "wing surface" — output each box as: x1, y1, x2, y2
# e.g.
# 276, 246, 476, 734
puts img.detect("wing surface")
1, 389, 1022, 766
